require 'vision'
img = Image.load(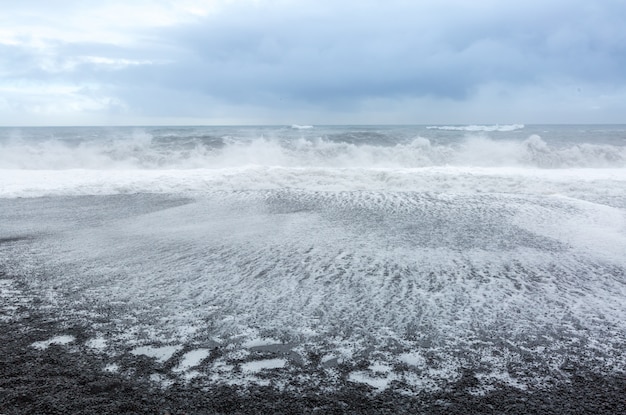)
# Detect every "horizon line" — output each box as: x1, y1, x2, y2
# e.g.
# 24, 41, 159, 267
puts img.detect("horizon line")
1, 123, 625, 128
